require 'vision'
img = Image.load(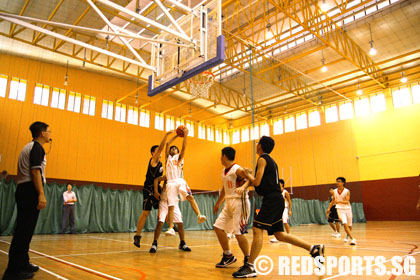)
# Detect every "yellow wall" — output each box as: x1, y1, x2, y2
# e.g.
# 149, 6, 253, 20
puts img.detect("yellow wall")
1, 54, 419, 190
0, 54, 224, 190
234, 97, 420, 186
